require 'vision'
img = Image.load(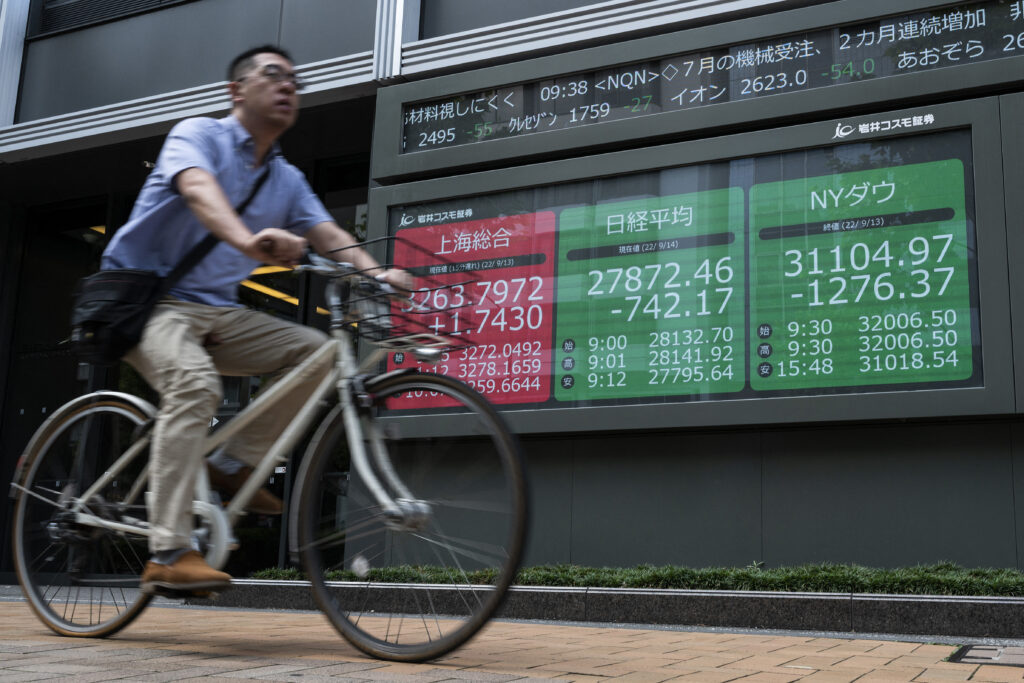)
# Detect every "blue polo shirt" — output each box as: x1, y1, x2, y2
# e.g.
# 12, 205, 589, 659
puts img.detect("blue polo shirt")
102, 115, 332, 307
